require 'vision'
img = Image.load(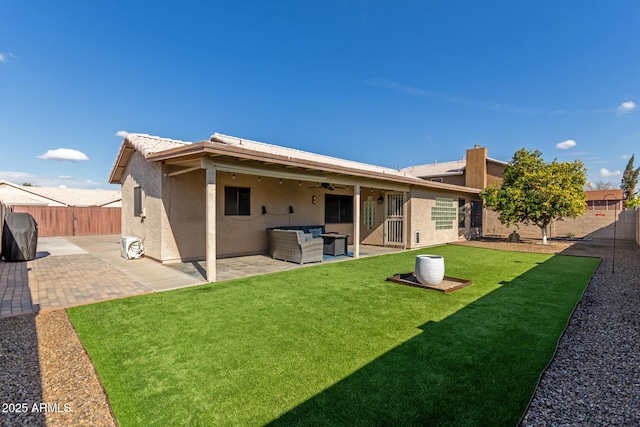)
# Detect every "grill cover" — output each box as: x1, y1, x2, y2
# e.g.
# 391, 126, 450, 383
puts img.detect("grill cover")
2, 212, 38, 262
